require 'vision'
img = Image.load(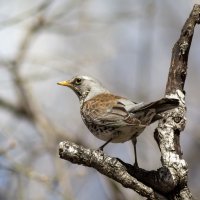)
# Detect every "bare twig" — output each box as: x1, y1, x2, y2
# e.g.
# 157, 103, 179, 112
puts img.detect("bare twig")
0, 97, 27, 117
0, 0, 53, 30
